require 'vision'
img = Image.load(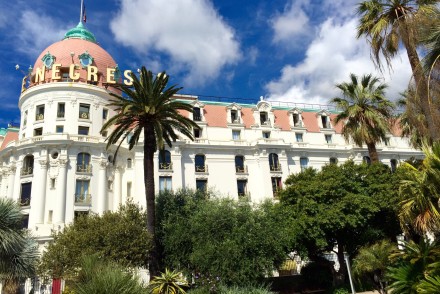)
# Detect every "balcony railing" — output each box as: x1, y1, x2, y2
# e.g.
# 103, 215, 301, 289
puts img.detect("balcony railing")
235, 165, 248, 174
21, 166, 33, 176
159, 162, 173, 170
79, 112, 90, 119
193, 115, 202, 121
77, 164, 92, 173
195, 165, 208, 173
20, 197, 31, 206
35, 114, 44, 121
238, 192, 251, 201
270, 165, 282, 172
57, 112, 65, 118
75, 194, 92, 205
